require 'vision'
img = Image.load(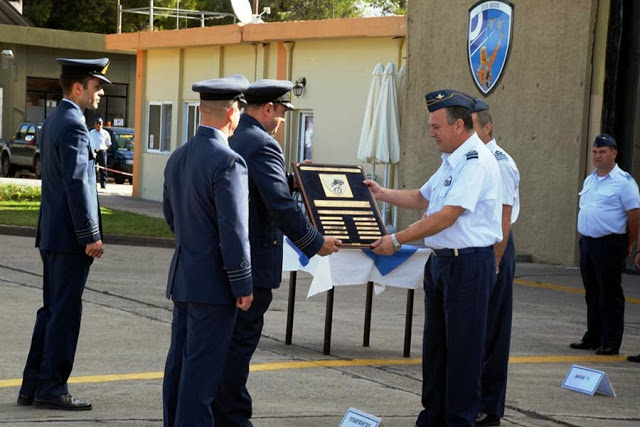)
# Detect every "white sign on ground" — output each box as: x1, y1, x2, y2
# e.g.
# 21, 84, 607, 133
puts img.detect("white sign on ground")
562, 364, 615, 396
339, 407, 383, 427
